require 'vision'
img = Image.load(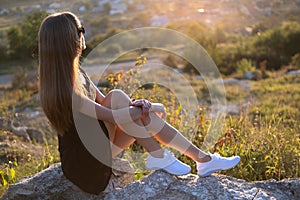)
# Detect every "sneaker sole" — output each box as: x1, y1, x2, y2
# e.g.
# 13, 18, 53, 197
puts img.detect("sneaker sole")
146, 167, 191, 176
199, 169, 221, 177
198, 158, 240, 177
162, 169, 190, 176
